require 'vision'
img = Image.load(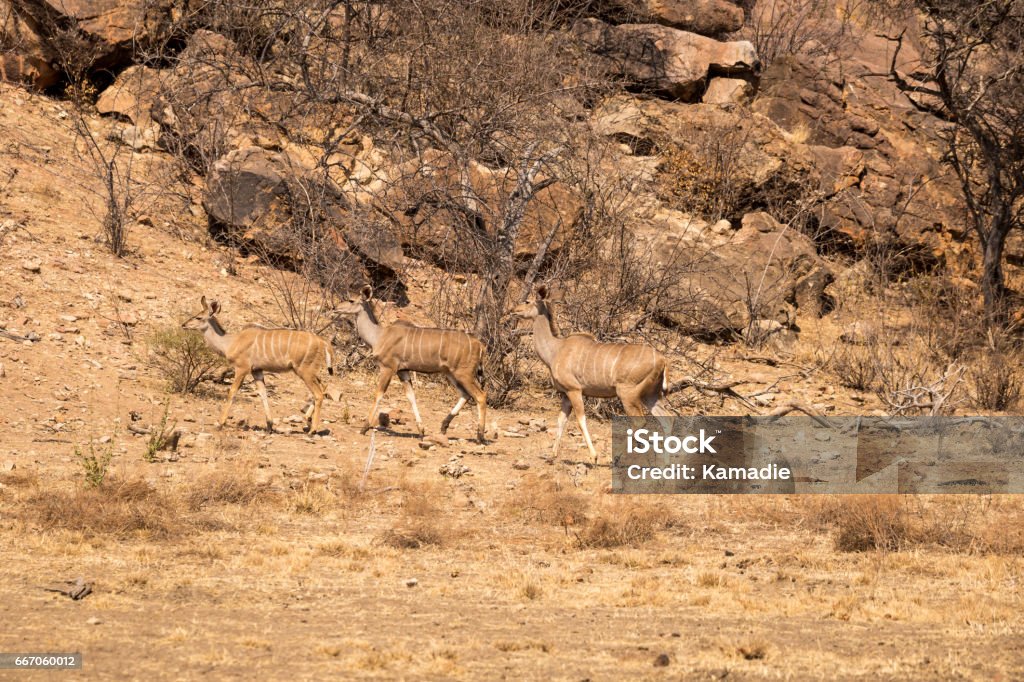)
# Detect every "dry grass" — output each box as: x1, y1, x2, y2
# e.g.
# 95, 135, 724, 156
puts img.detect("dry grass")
16, 477, 184, 539
378, 480, 448, 549
790, 496, 1024, 555
185, 470, 273, 511
575, 499, 675, 549
509, 475, 590, 526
